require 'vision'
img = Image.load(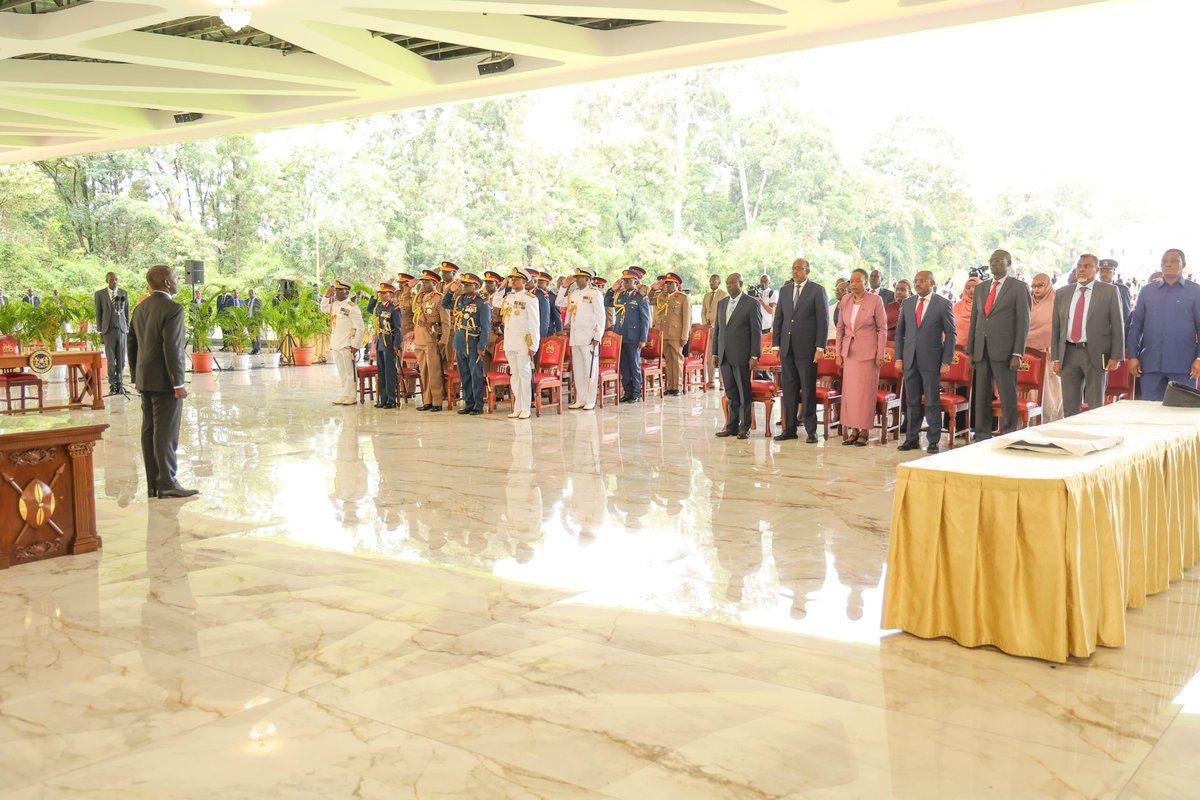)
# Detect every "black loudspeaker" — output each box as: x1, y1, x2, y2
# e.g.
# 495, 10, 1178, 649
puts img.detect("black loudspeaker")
279, 278, 297, 299
184, 259, 204, 284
